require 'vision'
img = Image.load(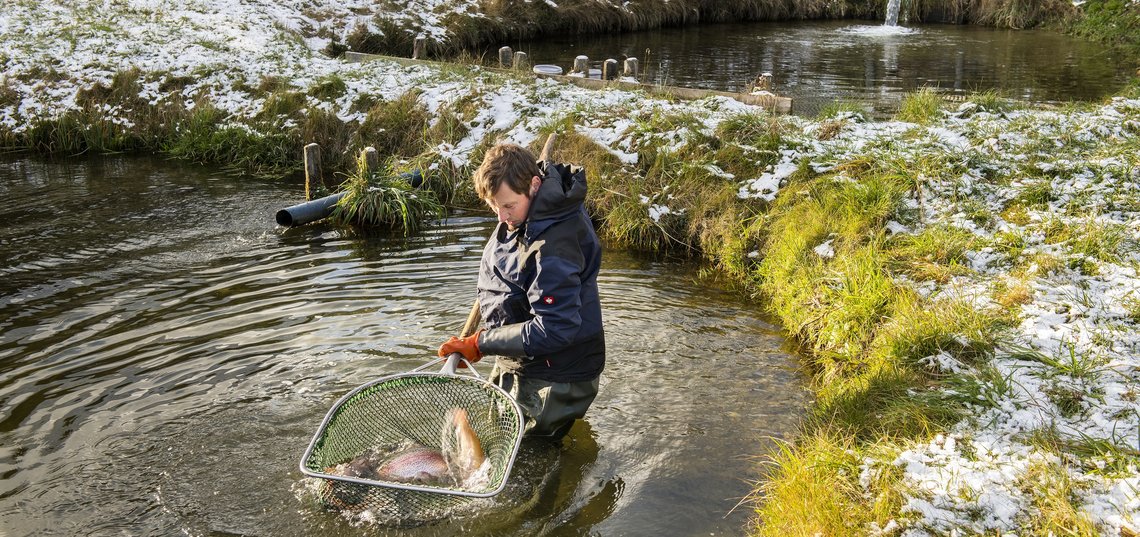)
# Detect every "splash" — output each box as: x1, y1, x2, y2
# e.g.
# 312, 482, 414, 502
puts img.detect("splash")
838, 24, 921, 37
